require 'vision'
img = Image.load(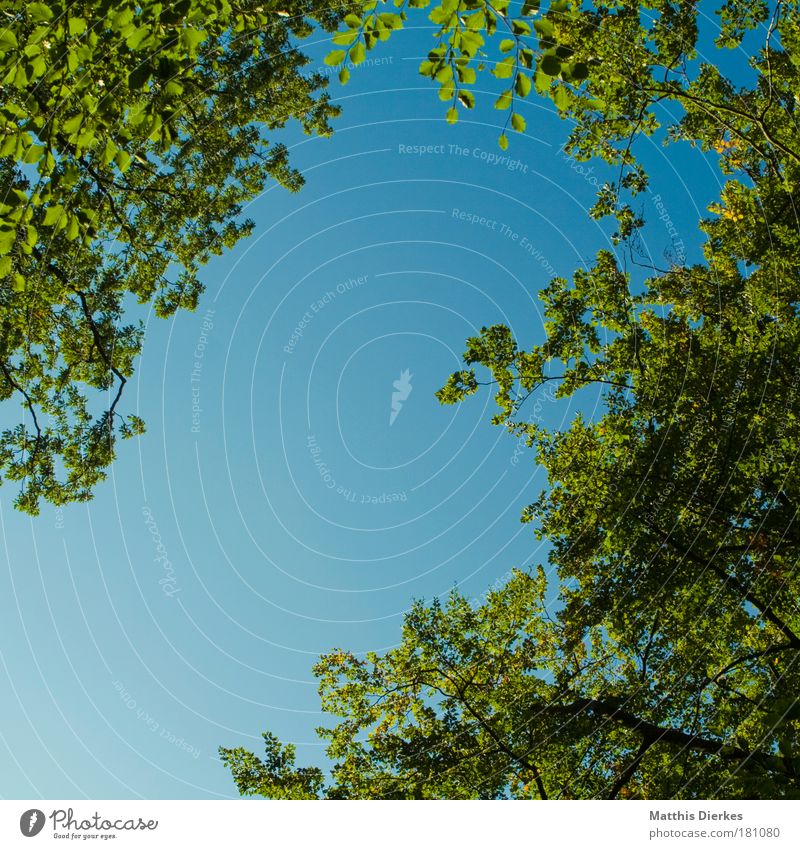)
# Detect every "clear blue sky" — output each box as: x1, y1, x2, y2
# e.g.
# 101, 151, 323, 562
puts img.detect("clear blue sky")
0, 19, 724, 798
